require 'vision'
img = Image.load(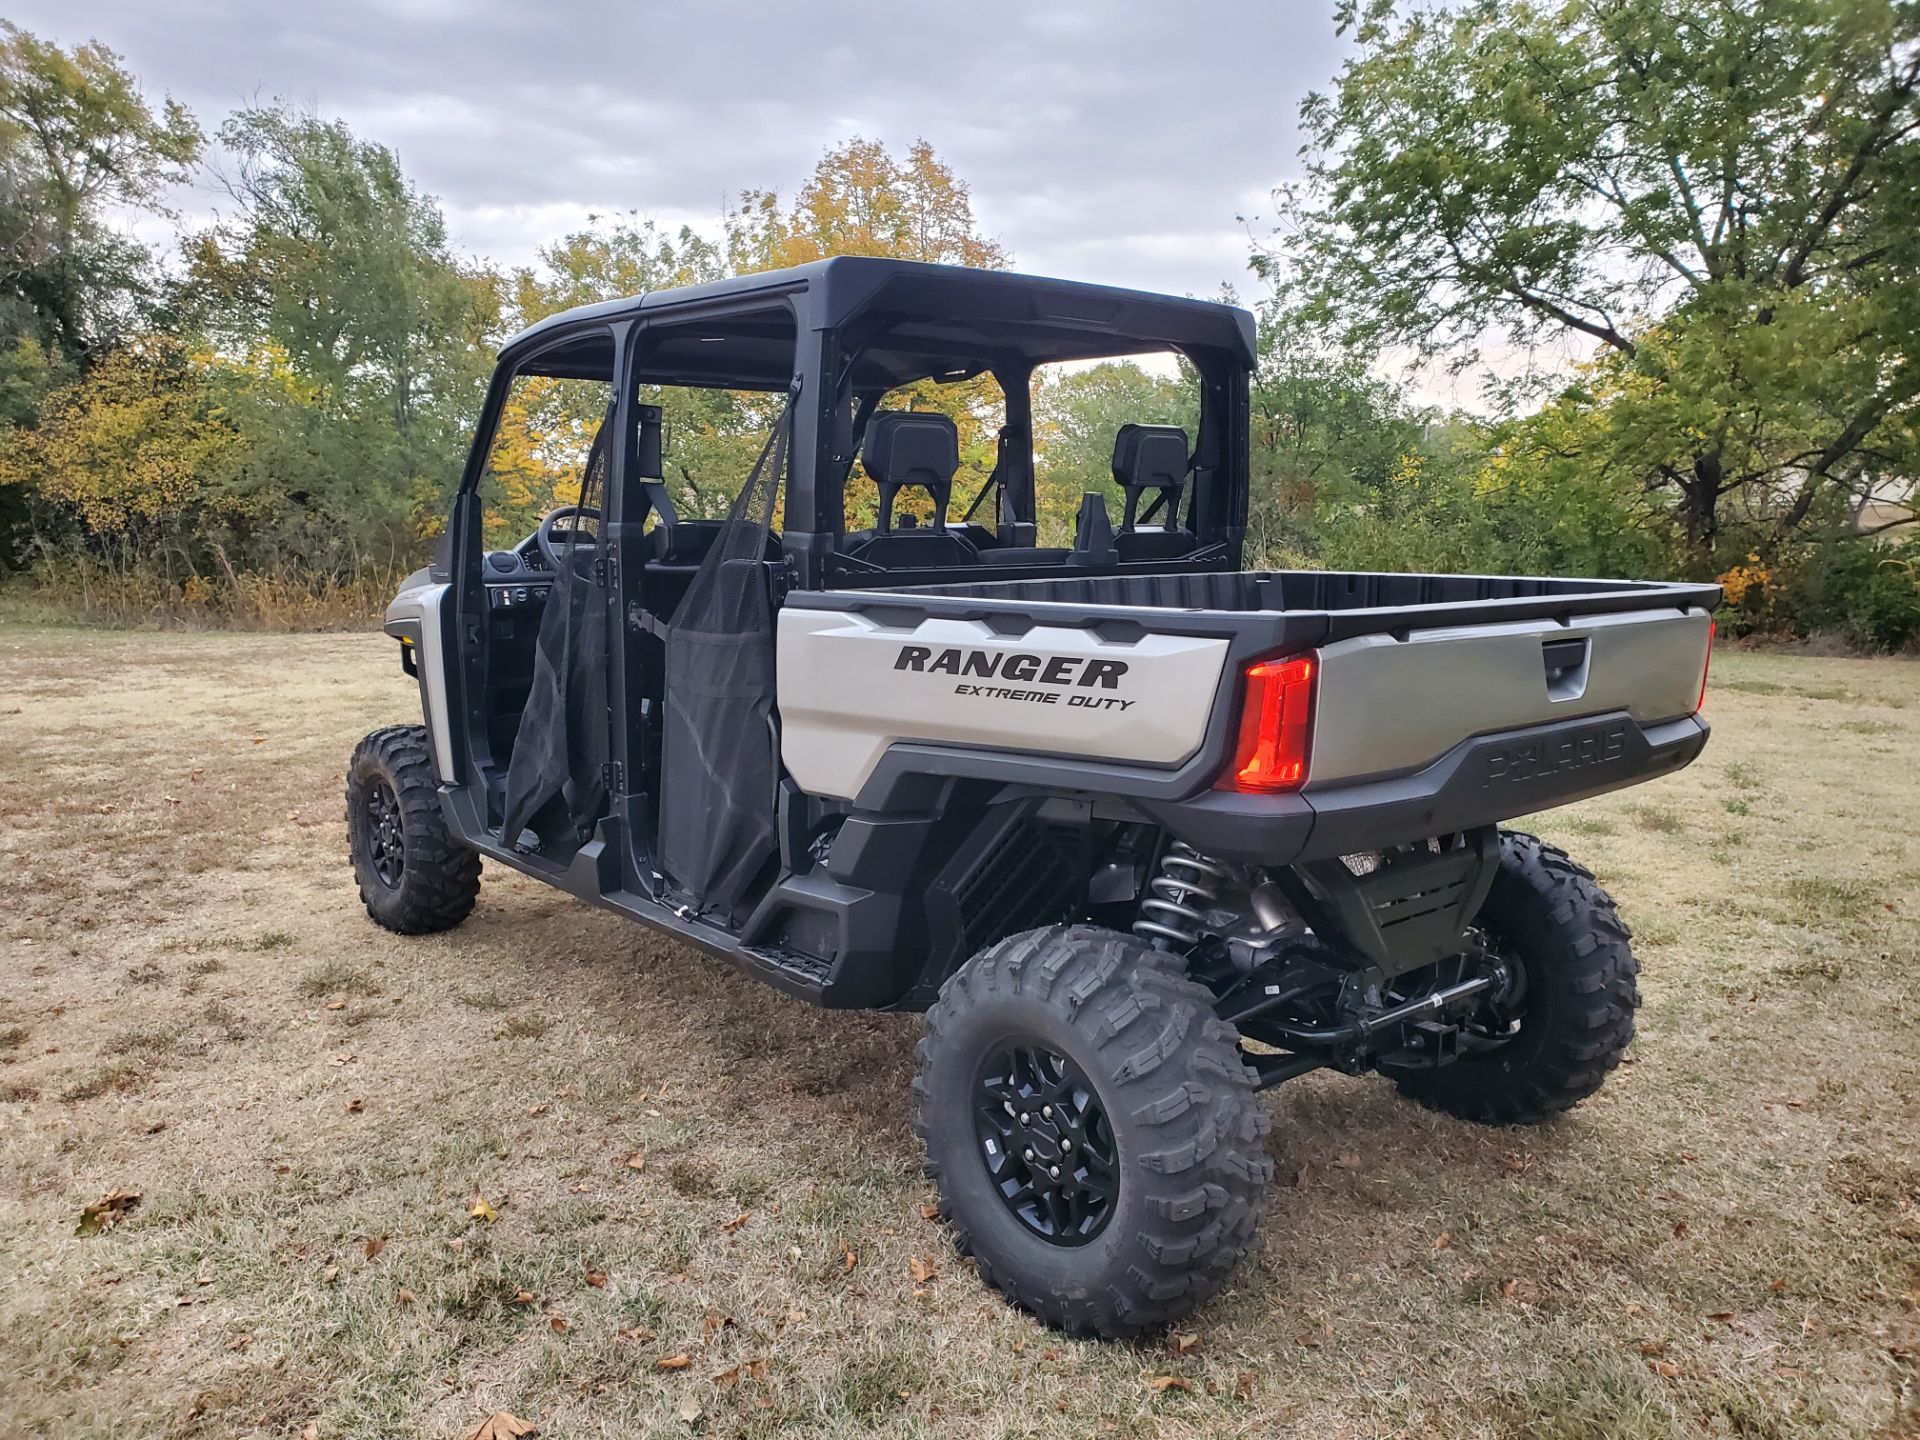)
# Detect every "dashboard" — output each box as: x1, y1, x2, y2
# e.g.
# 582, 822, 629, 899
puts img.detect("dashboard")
483, 539, 554, 613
